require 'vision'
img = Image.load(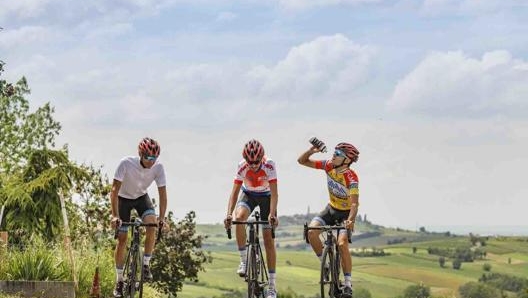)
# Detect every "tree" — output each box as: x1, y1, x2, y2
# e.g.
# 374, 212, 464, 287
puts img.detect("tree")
0, 148, 90, 243
452, 258, 462, 270
403, 283, 430, 298
151, 211, 212, 295
0, 64, 61, 175
0, 62, 108, 246
459, 282, 500, 298
439, 256, 446, 268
